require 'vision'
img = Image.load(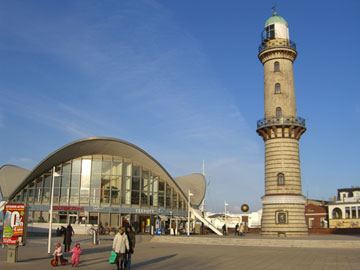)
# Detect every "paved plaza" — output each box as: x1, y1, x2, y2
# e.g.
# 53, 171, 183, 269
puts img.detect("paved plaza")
1, 234, 360, 270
